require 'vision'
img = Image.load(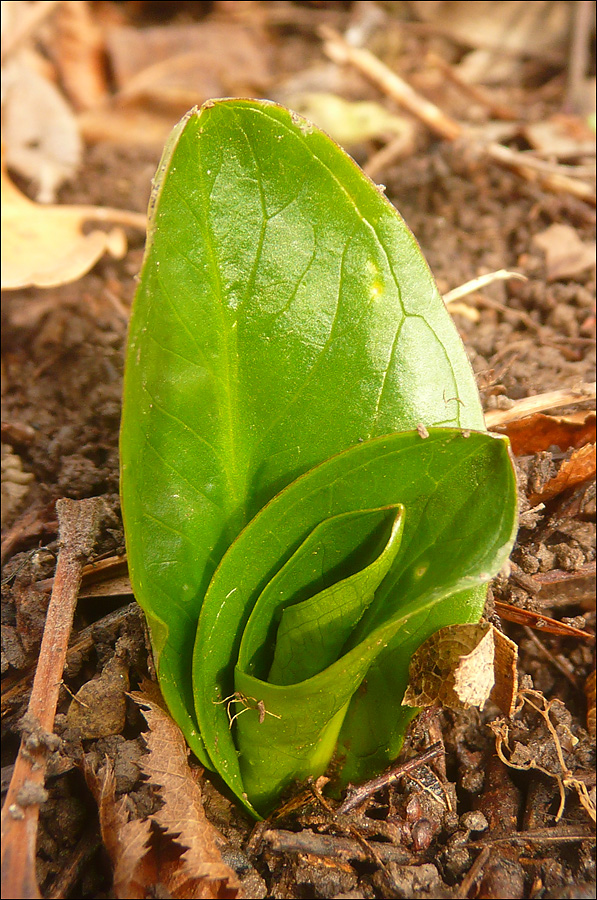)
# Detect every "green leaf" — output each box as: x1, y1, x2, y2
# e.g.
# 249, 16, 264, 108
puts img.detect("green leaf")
120, 99, 516, 816
267, 505, 405, 685
194, 428, 516, 814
